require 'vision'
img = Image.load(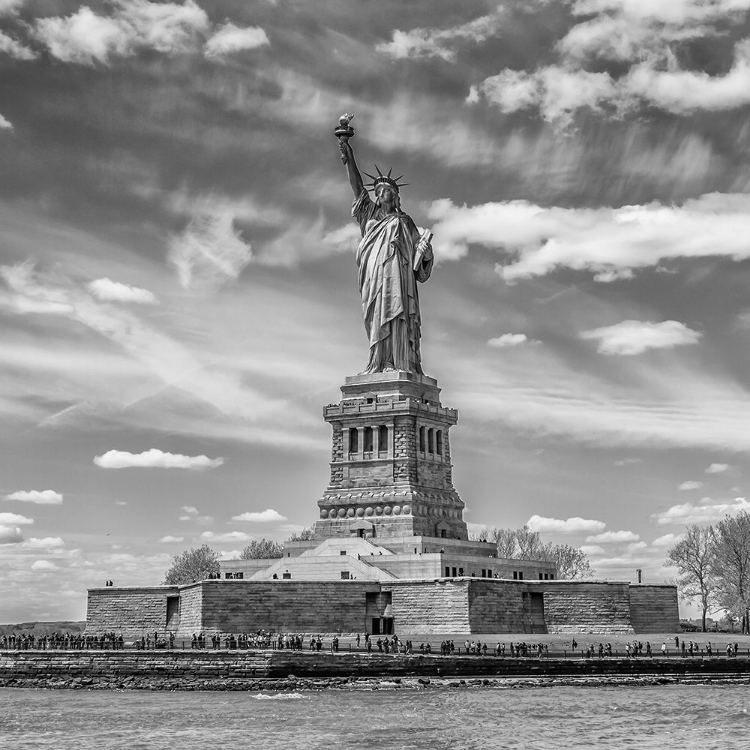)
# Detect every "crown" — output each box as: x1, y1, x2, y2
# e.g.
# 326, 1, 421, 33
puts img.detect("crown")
364, 165, 408, 194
